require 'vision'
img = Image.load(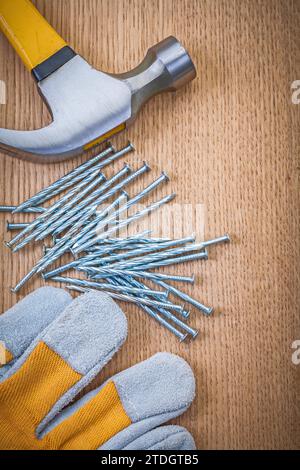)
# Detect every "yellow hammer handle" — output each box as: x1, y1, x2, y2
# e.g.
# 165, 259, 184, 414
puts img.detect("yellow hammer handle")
0, 0, 67, 70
